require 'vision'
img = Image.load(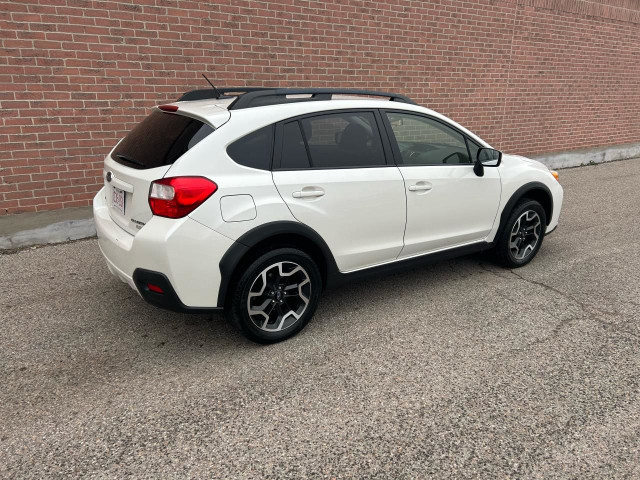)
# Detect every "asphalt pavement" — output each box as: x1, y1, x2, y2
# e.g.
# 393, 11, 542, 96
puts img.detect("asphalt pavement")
1, 158, 639, 478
